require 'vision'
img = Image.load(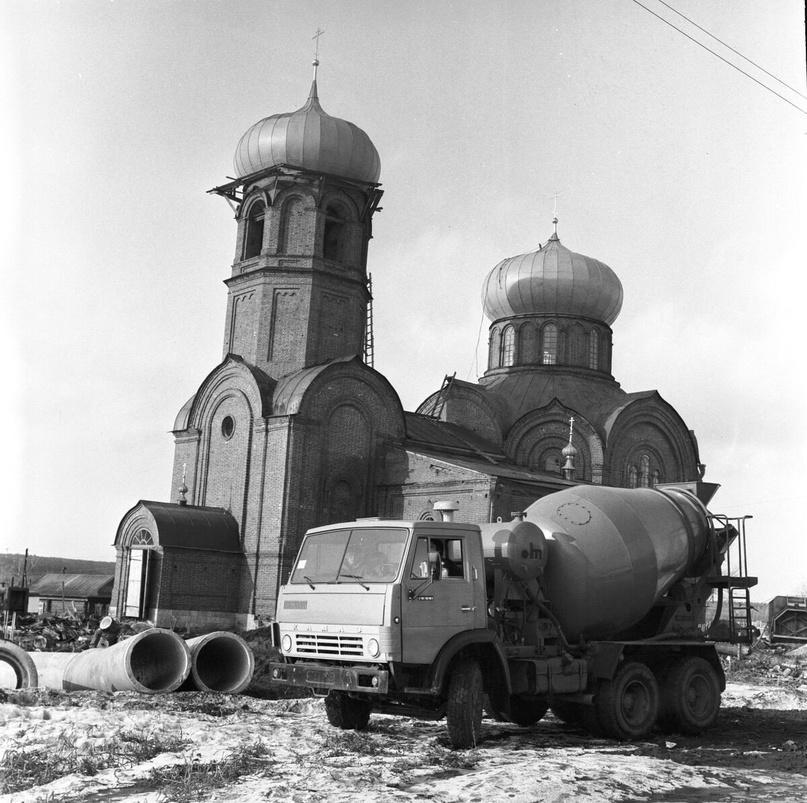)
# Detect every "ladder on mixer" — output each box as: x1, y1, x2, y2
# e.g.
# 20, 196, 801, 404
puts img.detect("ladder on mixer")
706, 514, 758, 644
